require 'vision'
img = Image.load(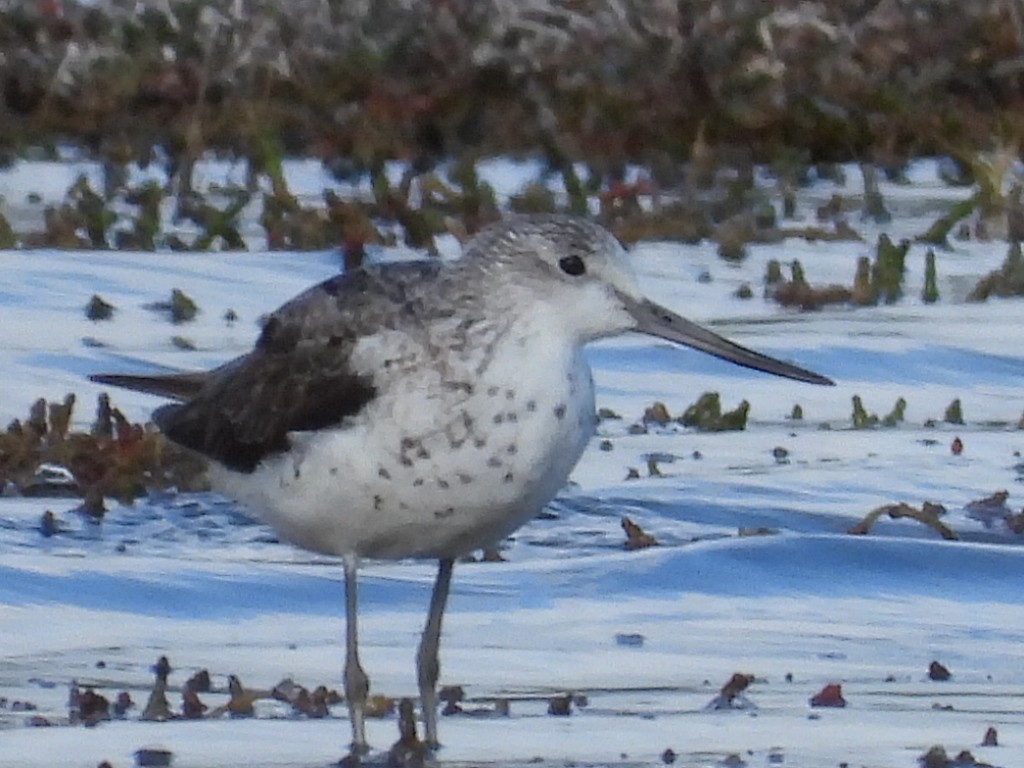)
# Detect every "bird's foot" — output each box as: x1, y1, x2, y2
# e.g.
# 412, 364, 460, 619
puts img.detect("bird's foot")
336, 741, 371, 768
